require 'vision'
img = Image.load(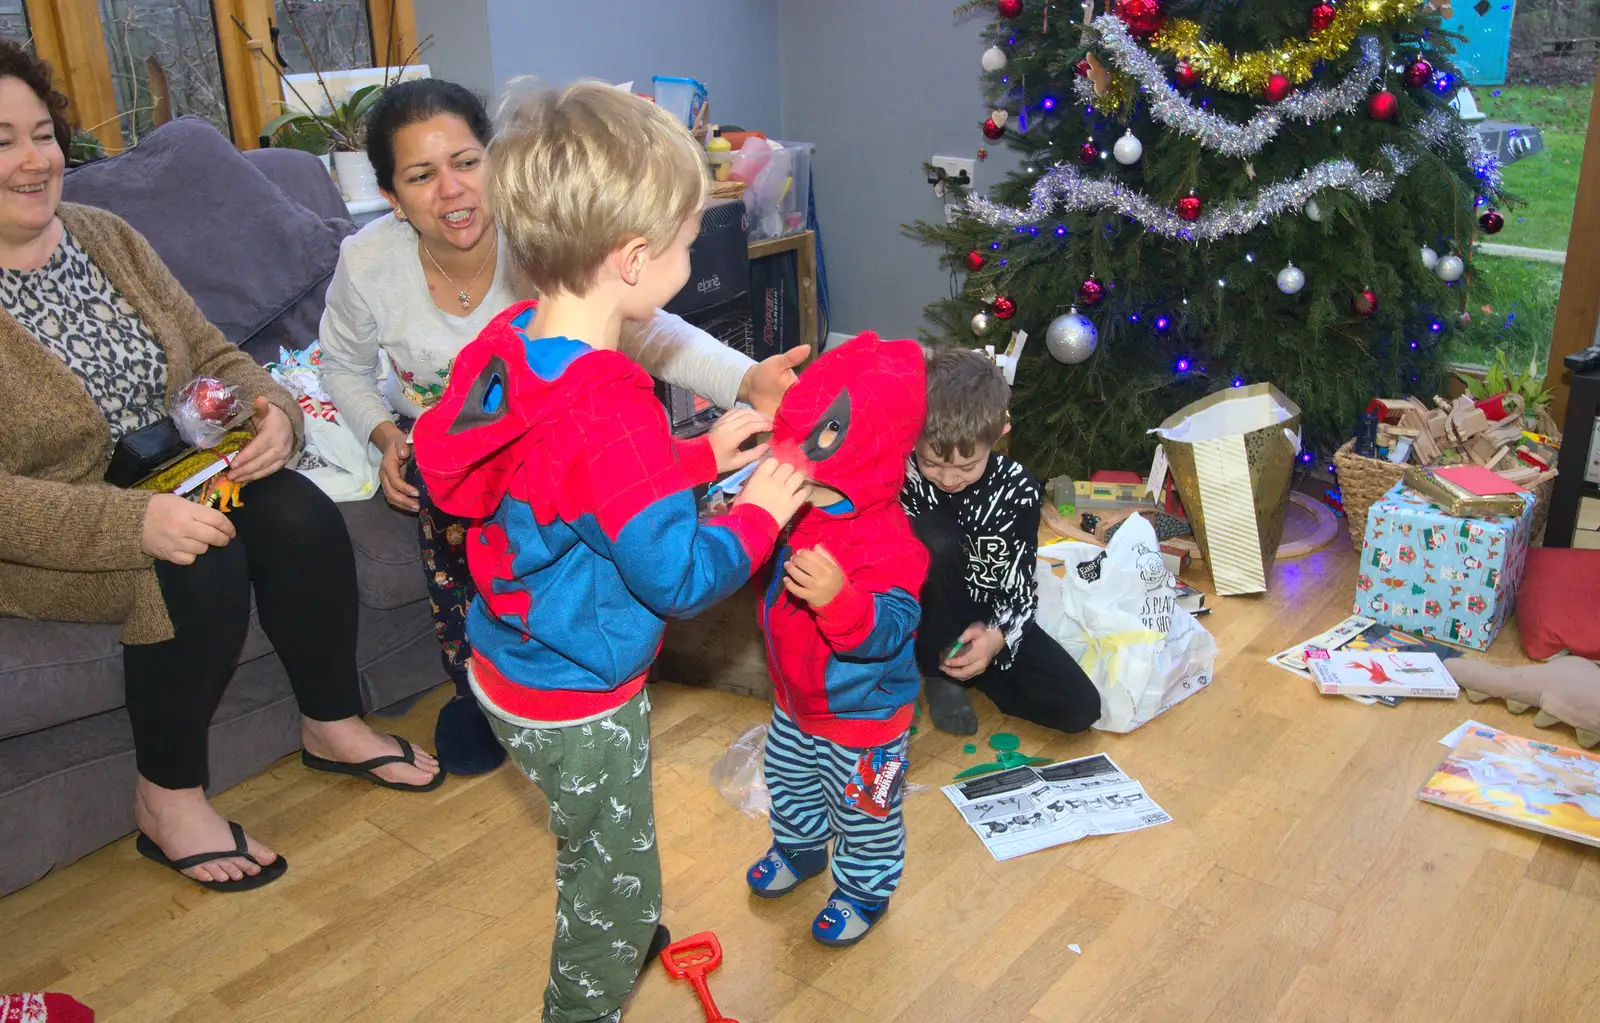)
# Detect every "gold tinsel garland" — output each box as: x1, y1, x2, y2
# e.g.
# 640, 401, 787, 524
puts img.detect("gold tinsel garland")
1146, 0, 1427, 95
